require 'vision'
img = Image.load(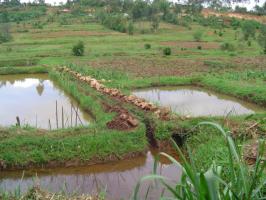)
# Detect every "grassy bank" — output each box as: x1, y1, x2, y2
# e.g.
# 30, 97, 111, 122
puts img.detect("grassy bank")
0, 66, 48, 75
